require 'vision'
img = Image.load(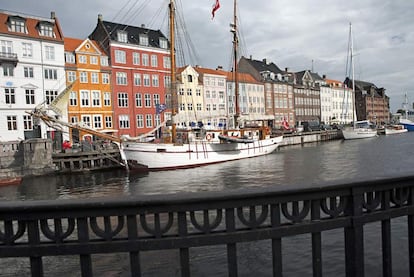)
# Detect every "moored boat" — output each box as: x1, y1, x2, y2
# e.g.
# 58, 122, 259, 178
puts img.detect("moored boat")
0, 177, 22, 186
384, 124, 408, 135
122, 0, 283, 171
